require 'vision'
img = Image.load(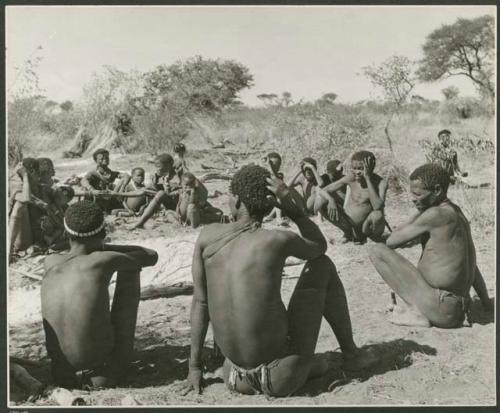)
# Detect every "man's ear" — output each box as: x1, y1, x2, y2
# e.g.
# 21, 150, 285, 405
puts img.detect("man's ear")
433, 183, 442, 196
